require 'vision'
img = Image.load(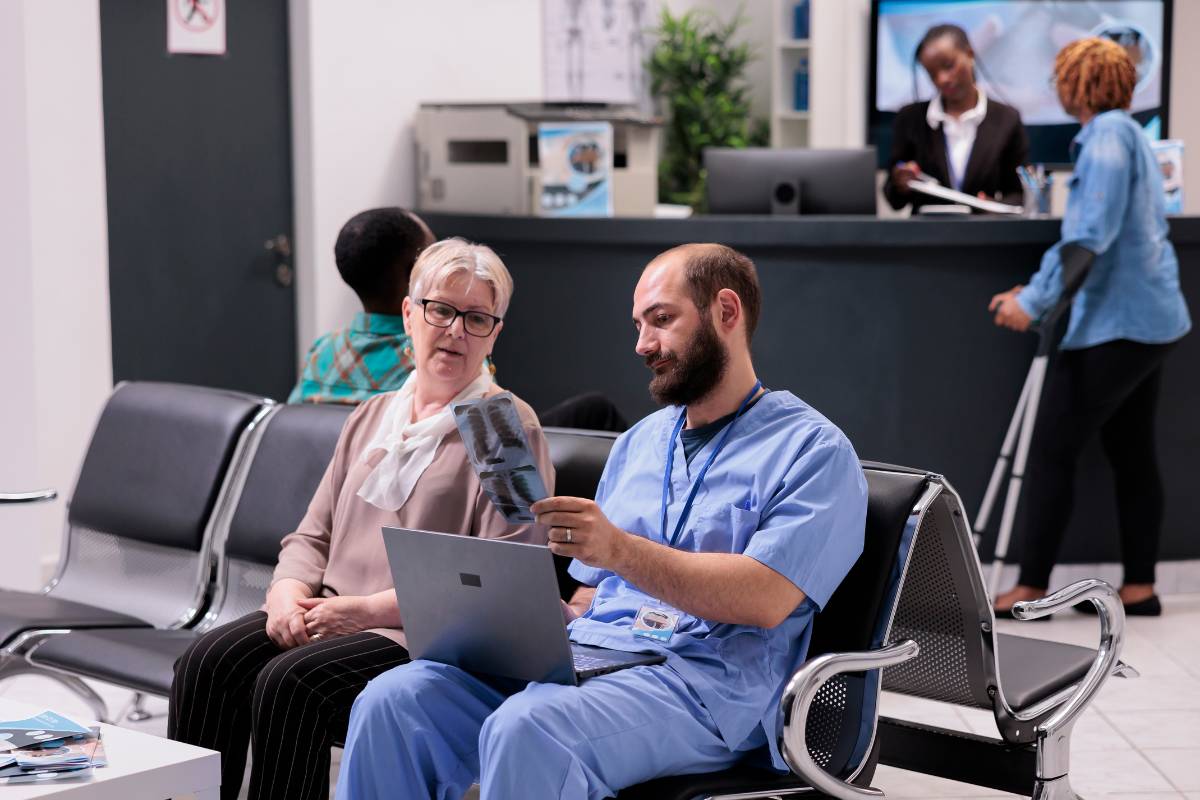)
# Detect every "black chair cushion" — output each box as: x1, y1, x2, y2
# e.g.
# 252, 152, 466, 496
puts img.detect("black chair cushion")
543, 428, 618, 600
995, 633, 1095, 711
616, 764, 853, 799
810, 466, 929, 657
0, 590, 150, 648
69, 383, 263, 551
226, 404, 353, 565
29, 628, 198, 696
543, 427, 617, 499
